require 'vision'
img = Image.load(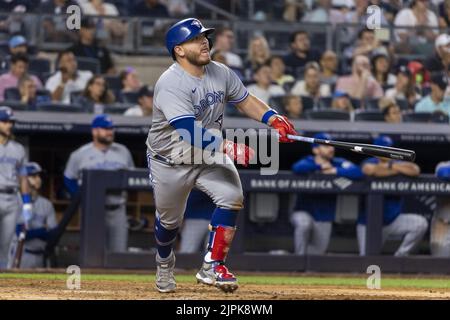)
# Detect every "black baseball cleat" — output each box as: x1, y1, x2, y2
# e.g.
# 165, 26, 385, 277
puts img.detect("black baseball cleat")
196, 260, 238, 293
